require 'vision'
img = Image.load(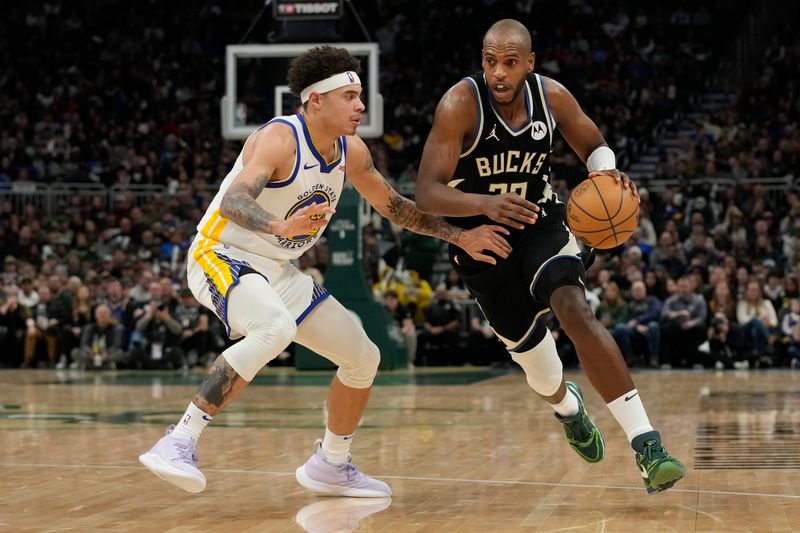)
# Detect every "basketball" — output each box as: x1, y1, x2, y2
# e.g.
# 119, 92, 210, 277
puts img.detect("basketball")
566, 174, 639, 249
